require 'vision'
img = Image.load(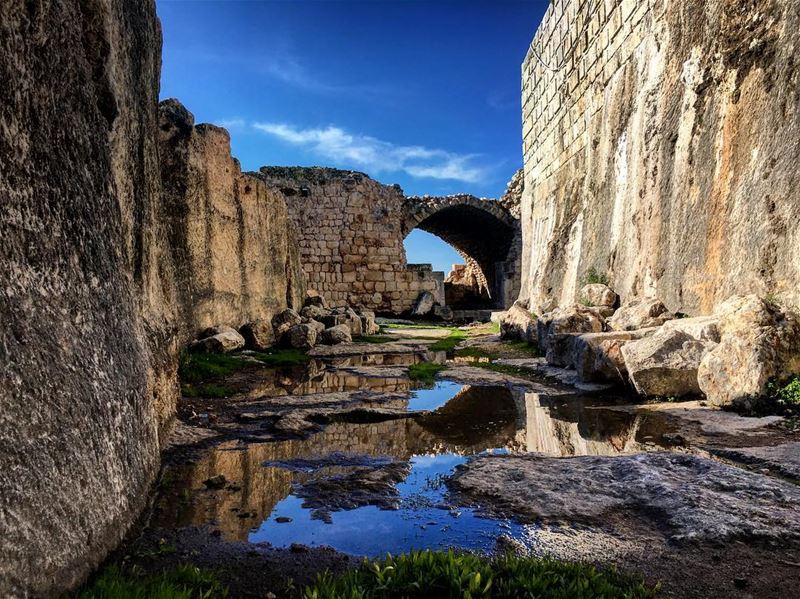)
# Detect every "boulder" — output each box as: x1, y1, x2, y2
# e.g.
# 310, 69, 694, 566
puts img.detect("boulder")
304, 291, 328, 309
286, 323, 319, 350
411, 291, 436, 316
358, 310, 380, 335
239, 319, 275, 351
499, 303, 537, 343
433, 305, 455, 321
272, 308, 302, 340
698, 295, 800, 407
198, 324, 238, 339
190, 330, 245, 354
579, 284, 618, 308
319, 313, 348, 328
537, 305, 605, 362
573, 329, 656, 382
300, 304, 327, 320
344, 307, 363, 337
320, 324, 353, 345
662, 315, 720, 343
621, 328, 716, 397
608, 297, 674, 331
